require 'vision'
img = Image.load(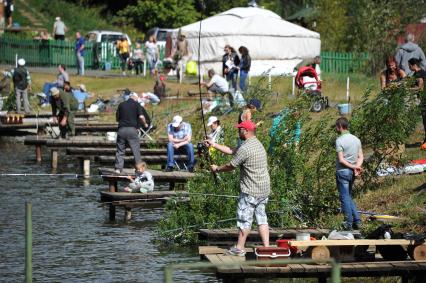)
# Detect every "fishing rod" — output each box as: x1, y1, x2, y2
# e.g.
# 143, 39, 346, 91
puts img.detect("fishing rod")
196, 1, 218, 185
